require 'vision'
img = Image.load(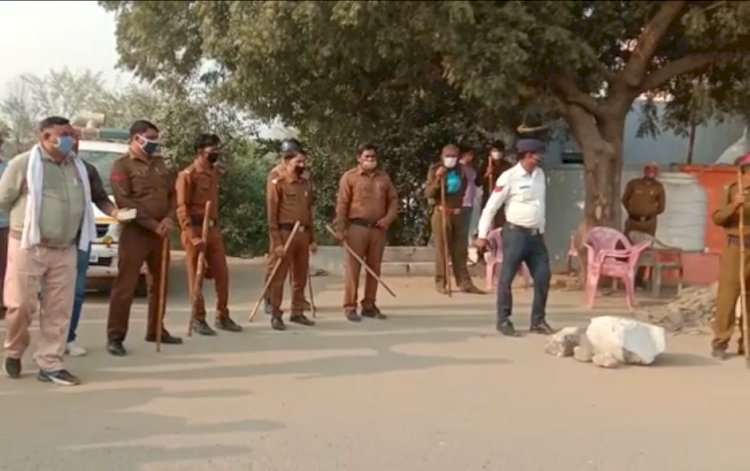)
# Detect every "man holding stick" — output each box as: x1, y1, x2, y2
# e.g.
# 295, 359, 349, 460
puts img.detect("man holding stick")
106, 120, 179, 356
333, 143, 398, 322
710, 152, 750, 360
265, 141, 317, 331
425, 144, 484, 295
175, 133, 241, 336
263, 143, 313, 316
